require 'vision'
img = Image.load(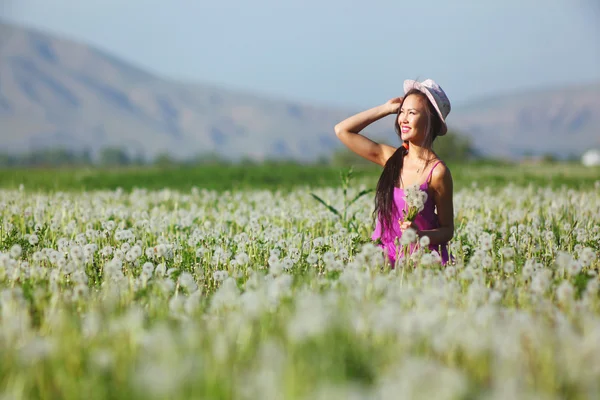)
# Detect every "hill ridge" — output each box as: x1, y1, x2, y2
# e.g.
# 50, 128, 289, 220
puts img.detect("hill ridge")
1, 20, 598, 161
